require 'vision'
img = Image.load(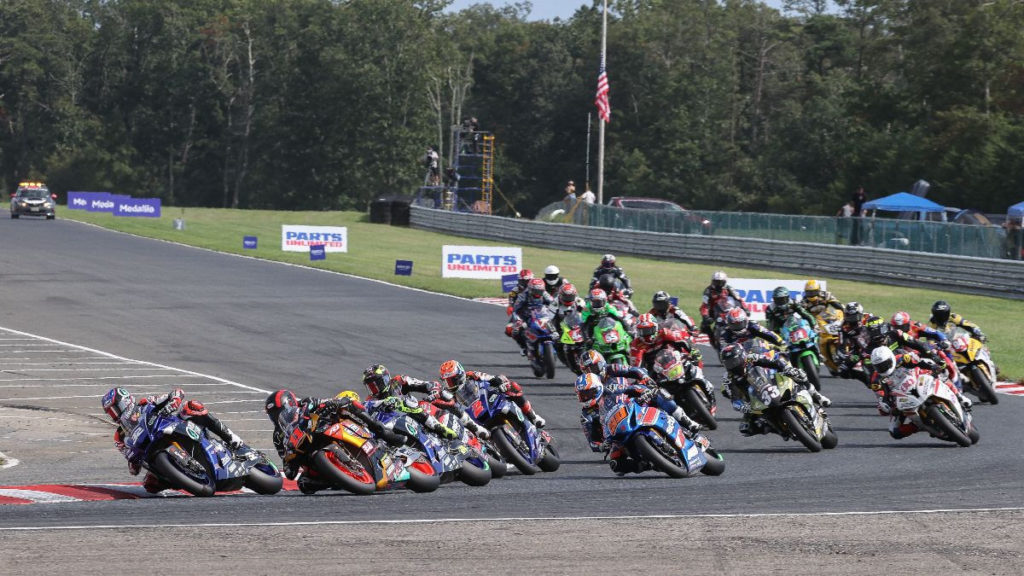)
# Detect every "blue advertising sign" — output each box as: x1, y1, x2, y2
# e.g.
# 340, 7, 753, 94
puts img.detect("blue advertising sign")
243, 236, 258, 250
669, 297, 679, 306
85, 193, 115, 213
501, 273, 519, 293
395, 260, 413, 276
114, 197, 161, 218
309, 244, 326, 261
